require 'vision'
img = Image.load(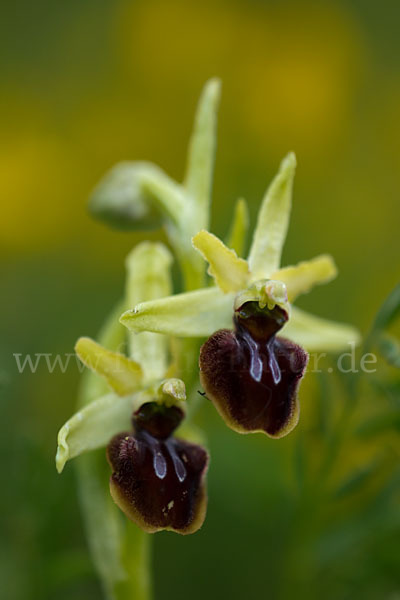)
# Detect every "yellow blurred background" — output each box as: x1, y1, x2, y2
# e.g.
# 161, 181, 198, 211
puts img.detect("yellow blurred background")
1, 1, 399, 599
